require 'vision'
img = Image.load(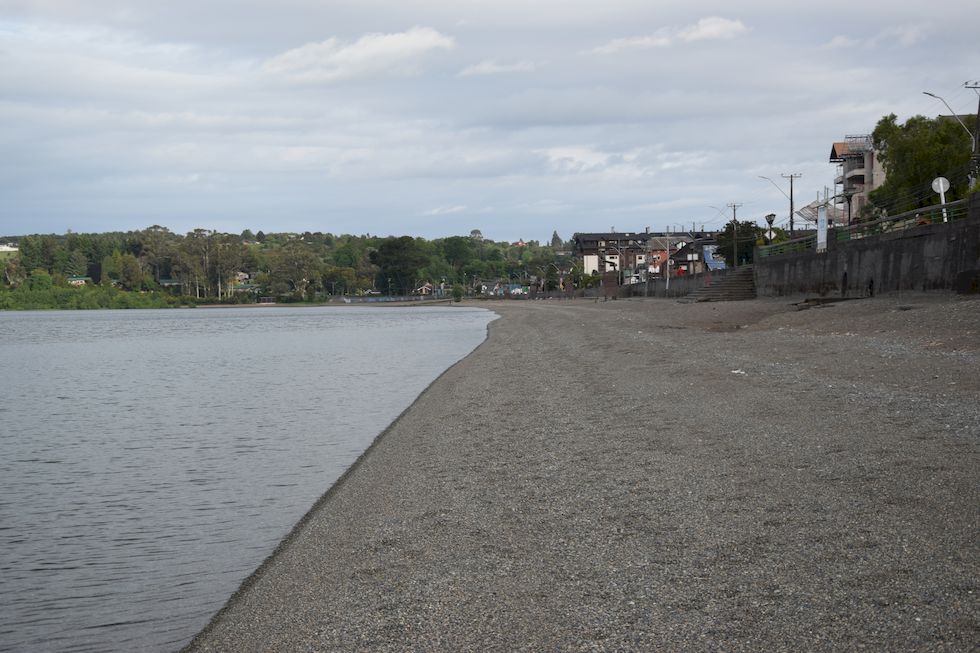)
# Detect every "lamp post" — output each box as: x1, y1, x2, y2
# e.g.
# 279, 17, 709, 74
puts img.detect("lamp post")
608, 245, 625, 285
549, 262, 564, 293
923, 90, 978, 188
